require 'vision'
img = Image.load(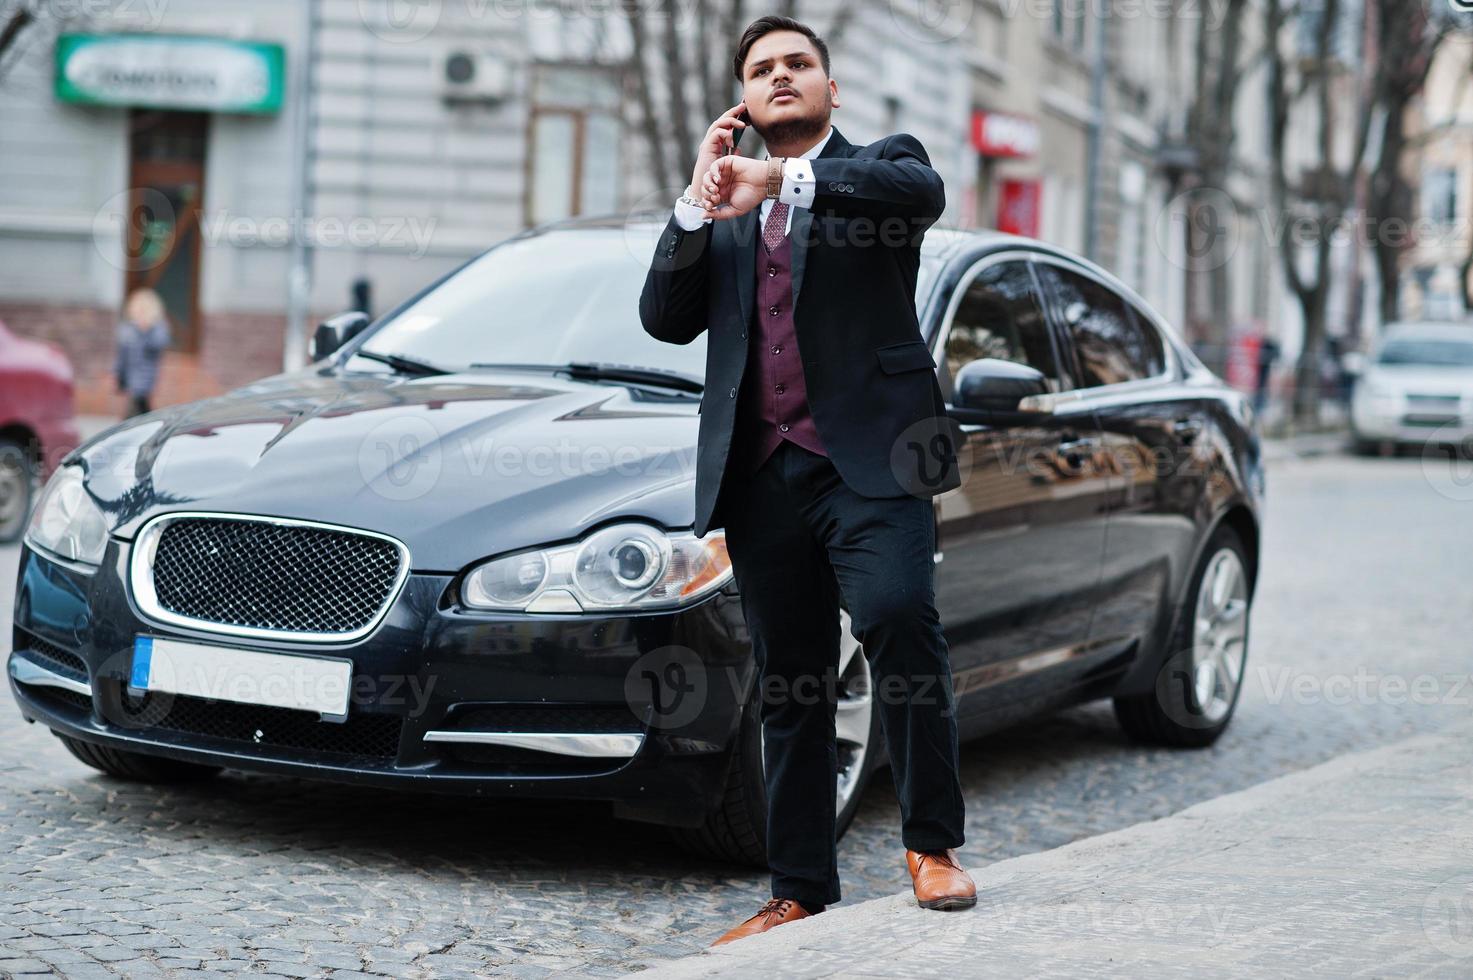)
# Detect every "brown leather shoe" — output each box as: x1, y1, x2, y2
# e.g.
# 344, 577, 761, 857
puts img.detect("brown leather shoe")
710, 897, 812, 946
905, 848, 977, 910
